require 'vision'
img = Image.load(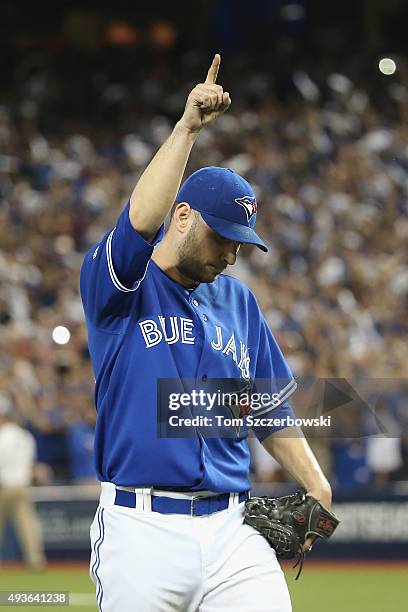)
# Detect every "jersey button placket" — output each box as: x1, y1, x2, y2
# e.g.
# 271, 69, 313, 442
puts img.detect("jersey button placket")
191, 295, 208, 384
